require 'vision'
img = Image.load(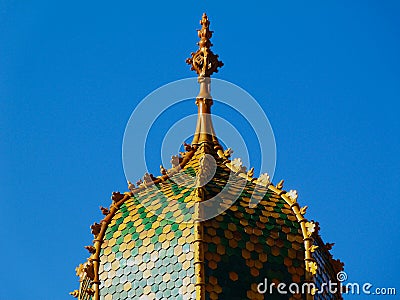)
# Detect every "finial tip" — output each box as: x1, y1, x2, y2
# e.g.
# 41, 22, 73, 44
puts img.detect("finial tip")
186, 14, 223, 77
